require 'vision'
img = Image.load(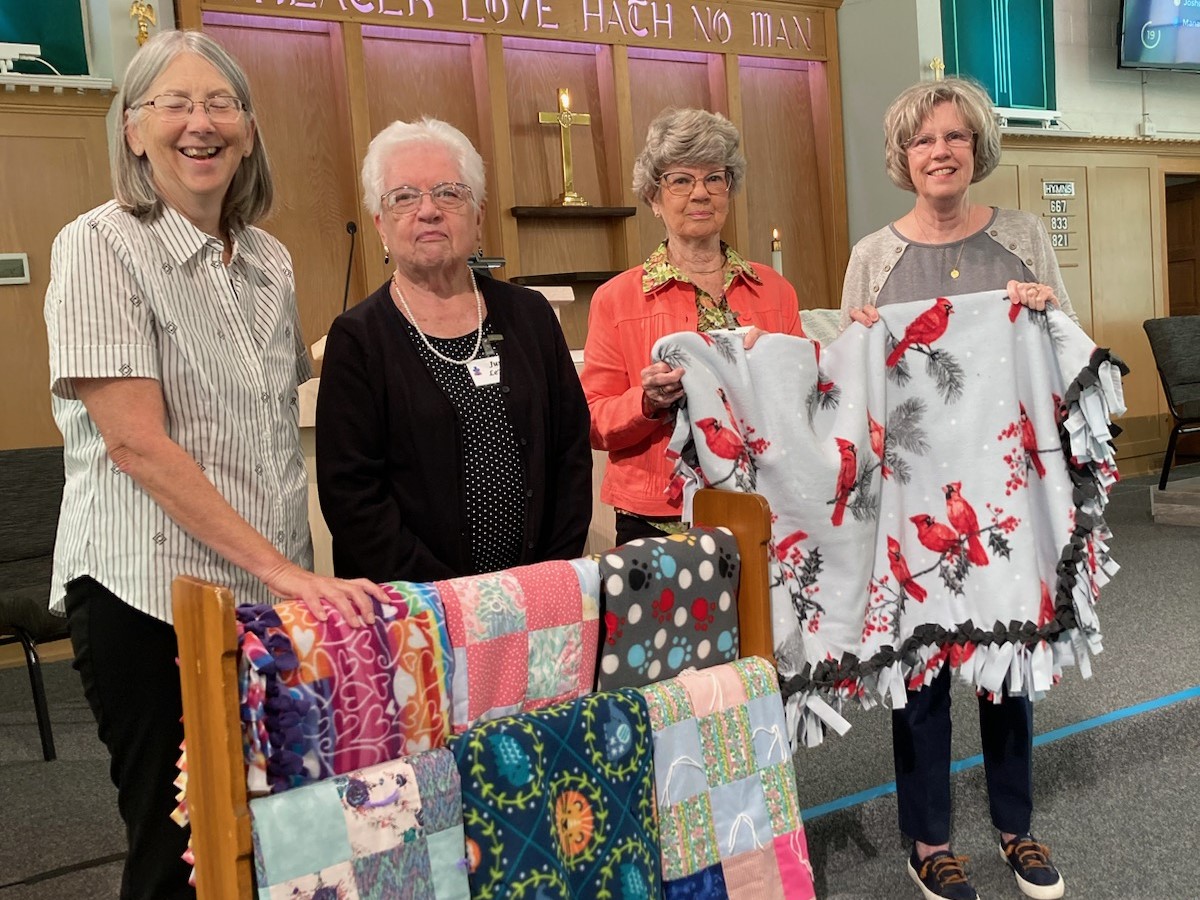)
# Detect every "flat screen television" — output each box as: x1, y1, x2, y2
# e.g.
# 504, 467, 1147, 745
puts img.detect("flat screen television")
1119, 0, 1200, 72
